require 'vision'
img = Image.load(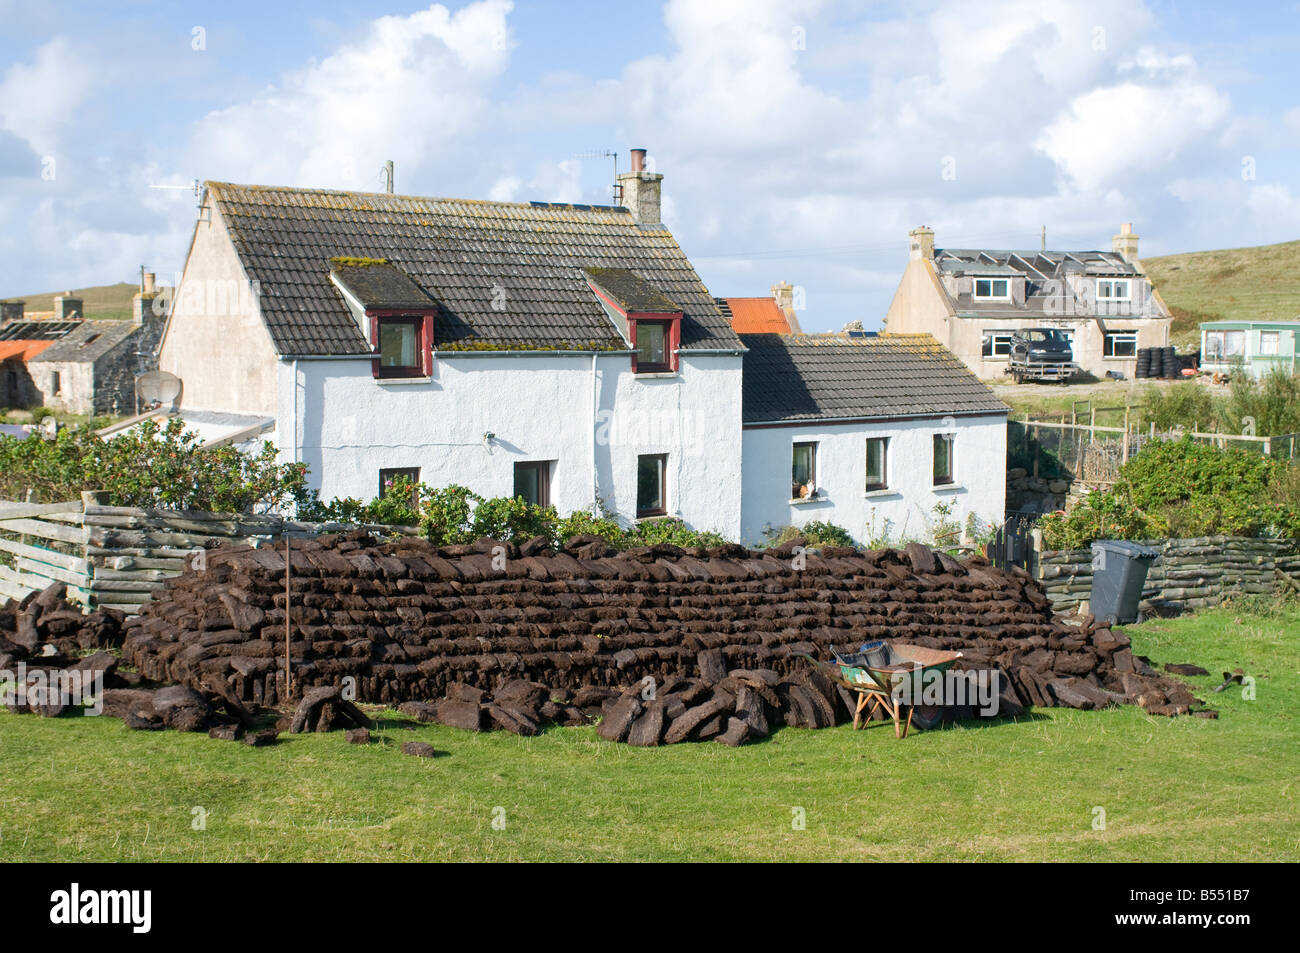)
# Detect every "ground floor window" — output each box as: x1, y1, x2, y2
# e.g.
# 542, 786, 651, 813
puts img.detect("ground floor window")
513, 460, 551, 507
636, 454, 667, 517
981, 330, 1014, 358
932, 433, 954, 486
1103, 331, 1138, 358
1204, 329, 1245, 360
1260, 331, 1280, 355
791, 441, 817, 499
865, 437, 889, 491
378, 467, 420, 508
51, 371, 61, 395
